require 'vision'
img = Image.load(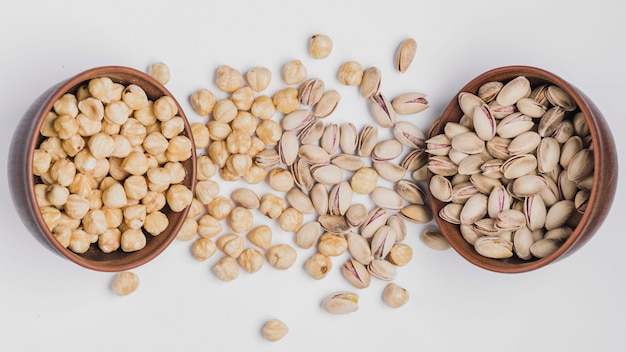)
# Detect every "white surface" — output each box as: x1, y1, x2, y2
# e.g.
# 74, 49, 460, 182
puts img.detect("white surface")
1, 0, 625, 351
